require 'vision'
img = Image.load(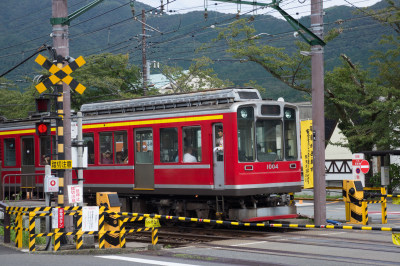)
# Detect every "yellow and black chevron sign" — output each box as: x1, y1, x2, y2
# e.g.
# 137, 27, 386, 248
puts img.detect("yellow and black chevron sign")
34, 54, 86, 94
